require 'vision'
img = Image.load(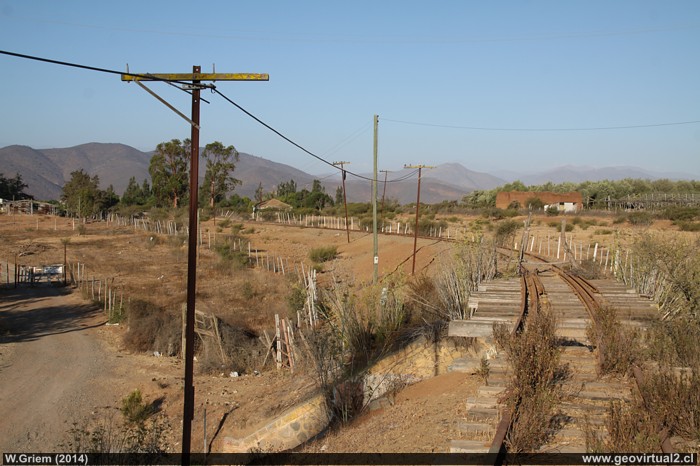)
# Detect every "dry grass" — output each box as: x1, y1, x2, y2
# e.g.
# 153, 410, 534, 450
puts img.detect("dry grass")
123, 300, 181, 356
